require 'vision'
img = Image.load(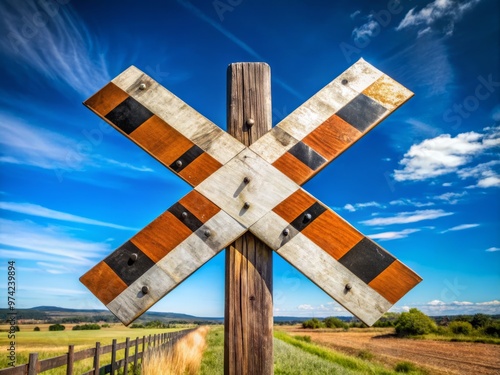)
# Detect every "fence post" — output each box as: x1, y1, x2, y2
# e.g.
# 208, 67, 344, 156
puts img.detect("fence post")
133, 337, 139, 373
67, 345, 74, 375
28, 353, 38, 375
93, 342, 100, 375
124, 337, 130, 375
111, 339, 117, 375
